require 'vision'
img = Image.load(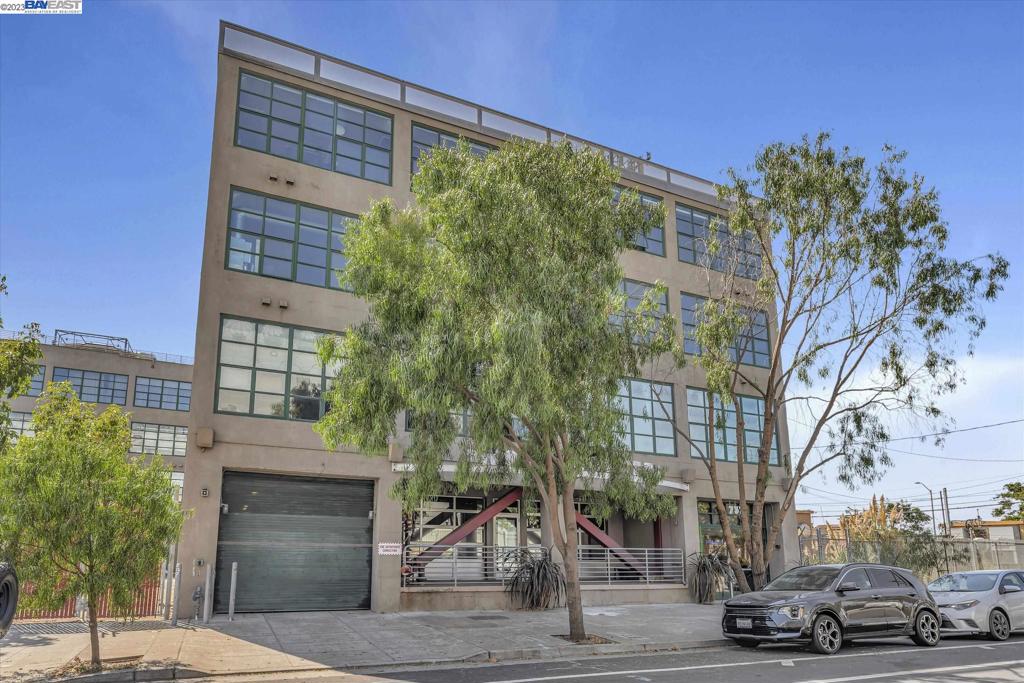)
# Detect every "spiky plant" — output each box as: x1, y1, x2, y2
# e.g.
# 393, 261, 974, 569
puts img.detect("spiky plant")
502, 548, 566, 610
687, 548, 733, 603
